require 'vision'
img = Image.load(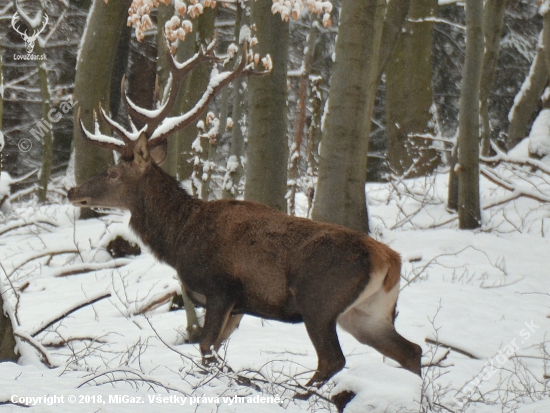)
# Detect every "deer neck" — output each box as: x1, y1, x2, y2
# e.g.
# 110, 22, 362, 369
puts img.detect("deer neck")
128, 163, 201, 265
